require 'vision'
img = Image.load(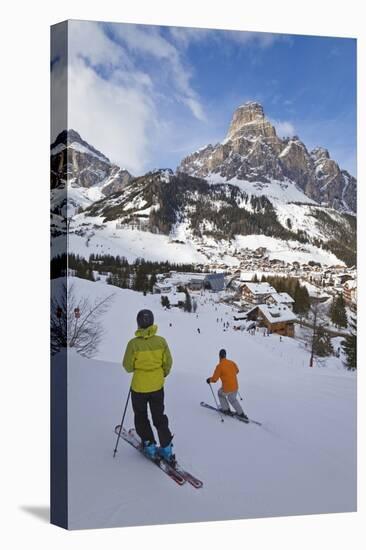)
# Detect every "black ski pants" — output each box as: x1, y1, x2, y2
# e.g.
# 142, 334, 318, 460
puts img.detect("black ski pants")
131, 388, 172, 448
